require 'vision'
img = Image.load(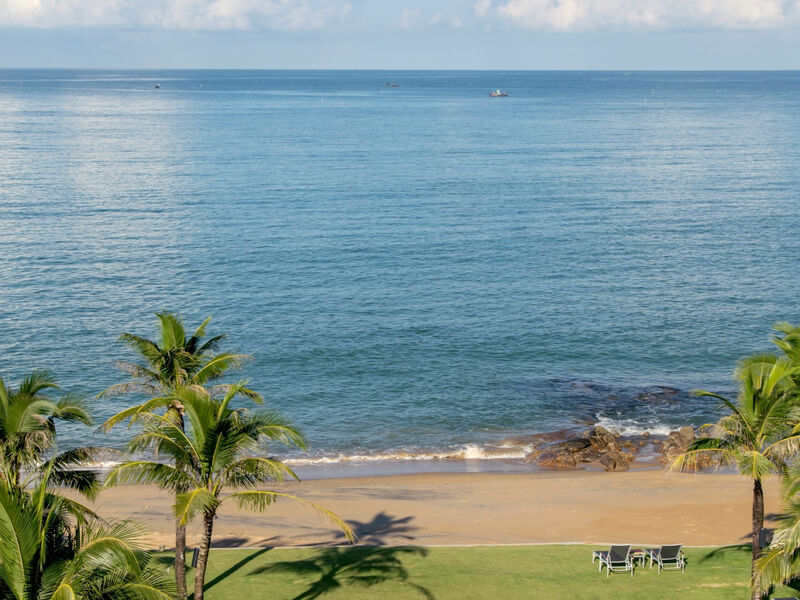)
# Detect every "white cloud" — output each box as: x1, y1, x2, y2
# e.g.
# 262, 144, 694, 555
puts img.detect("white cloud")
399, 7, 464, 30
399, 7, 421, 28
474, 0, 492, 17
492, 0, 800, 31
0, 0, 352, 30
